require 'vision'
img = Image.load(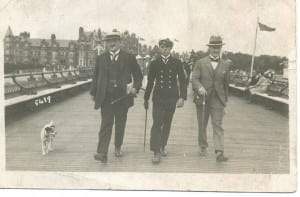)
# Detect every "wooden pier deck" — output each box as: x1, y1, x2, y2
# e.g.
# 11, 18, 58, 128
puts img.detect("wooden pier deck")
5, 87, 289, 173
